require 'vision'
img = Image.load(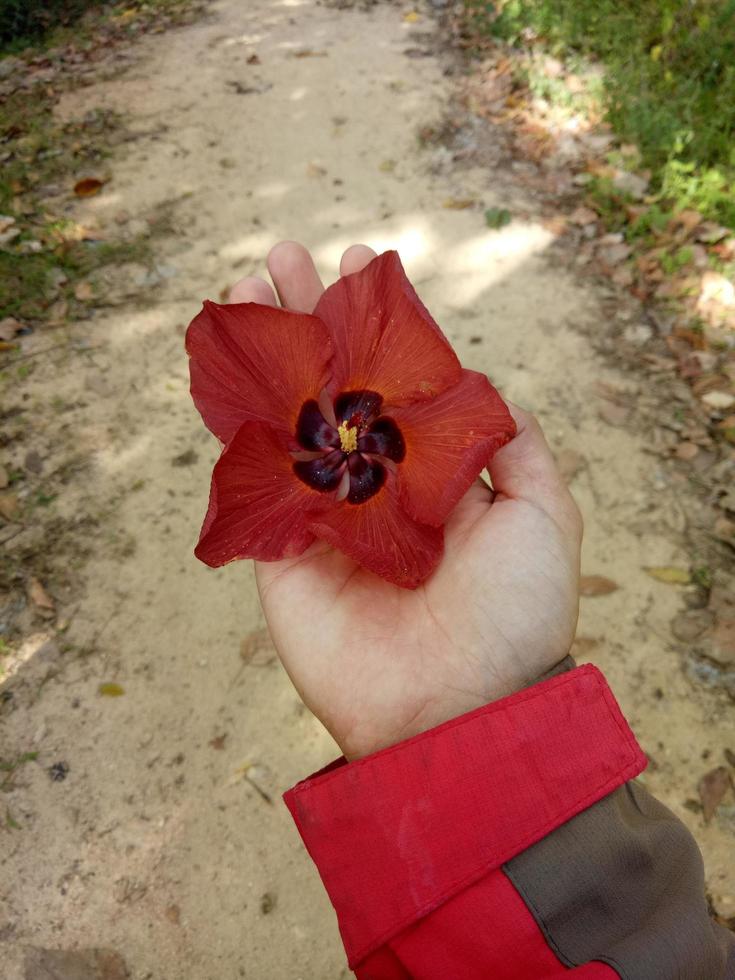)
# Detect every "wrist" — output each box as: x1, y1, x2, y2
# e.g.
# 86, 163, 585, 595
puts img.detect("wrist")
338, 655, 576, 761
